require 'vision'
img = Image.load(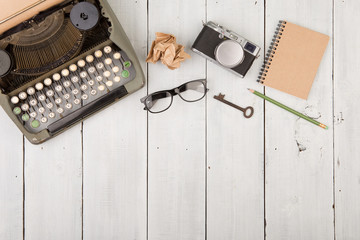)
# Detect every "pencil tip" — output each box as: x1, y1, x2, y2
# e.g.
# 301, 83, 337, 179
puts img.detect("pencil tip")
248, 88, 254, 93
